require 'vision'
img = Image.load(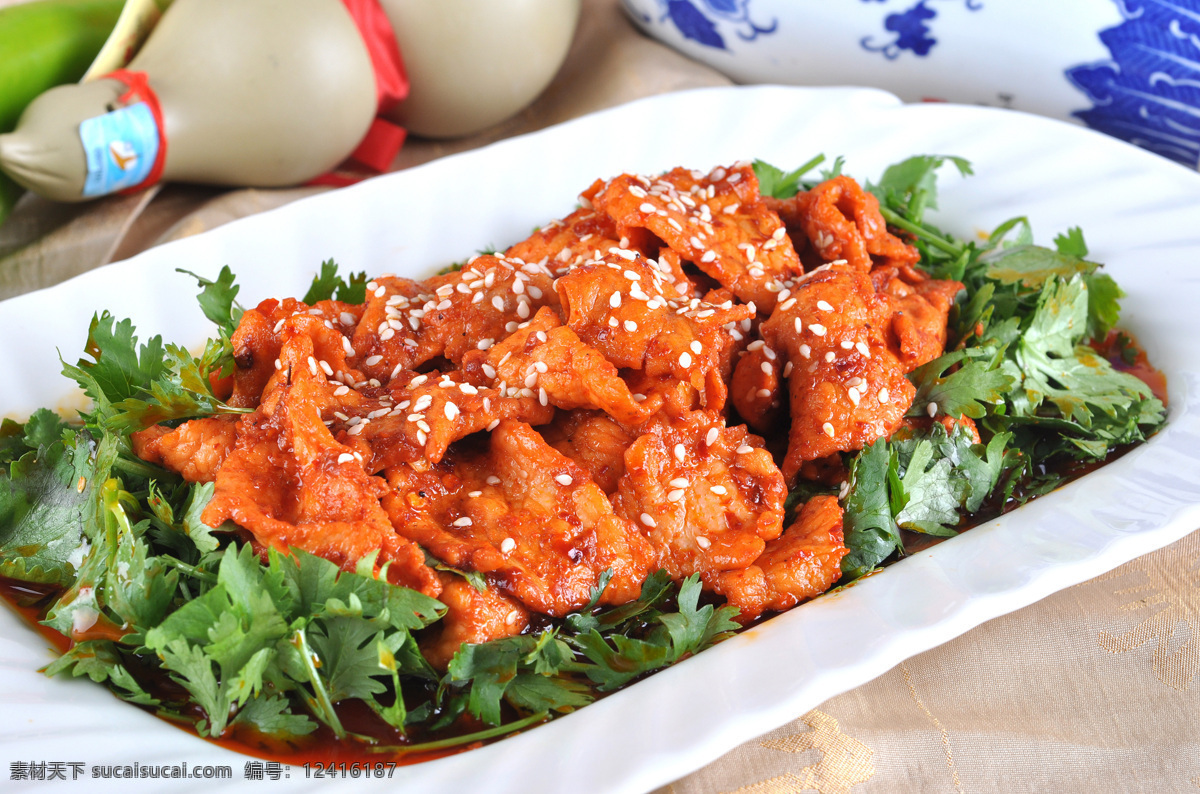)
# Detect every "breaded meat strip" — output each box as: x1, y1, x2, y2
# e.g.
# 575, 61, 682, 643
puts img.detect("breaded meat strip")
872, 265, 963, 372
770, 175, 919, 271
714, 495, 848, 621
382, 421, 654, 616
227, 296, 365, 409
459, 306, 660, 426
611, 411, 787, 585
593, 163, 802, 311
350, 256, 560, 379
332, 369, 554, 472
202, 333, 441, 597
555, 257, 752, 411
132, 416, 239, 483
753, 263, 915, 483
421, 573, 529, 670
